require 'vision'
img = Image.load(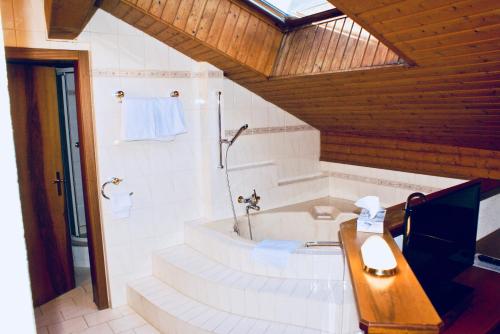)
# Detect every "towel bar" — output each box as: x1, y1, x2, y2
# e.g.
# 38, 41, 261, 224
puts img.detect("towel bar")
115, 90, 180, 103
305, 241, 342, 247
101, 177, 134, 200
